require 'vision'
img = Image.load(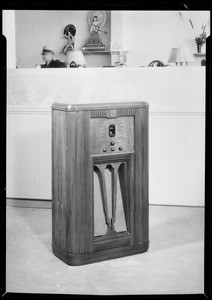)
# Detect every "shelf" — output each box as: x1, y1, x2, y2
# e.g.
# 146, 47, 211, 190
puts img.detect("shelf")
60, 51, 117, 55
82, 51, 111, 55
193, 53, 206, 57
82, 50, 128, 55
